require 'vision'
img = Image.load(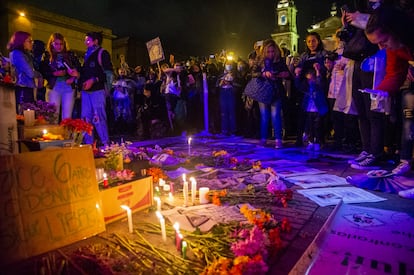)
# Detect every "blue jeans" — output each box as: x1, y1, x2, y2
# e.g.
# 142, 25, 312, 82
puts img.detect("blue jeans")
219, 87, 236, 135
81, 89, 109, 145
46, 80, 75, 123
400, 88, 414, 161
258, 99, 282, 140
